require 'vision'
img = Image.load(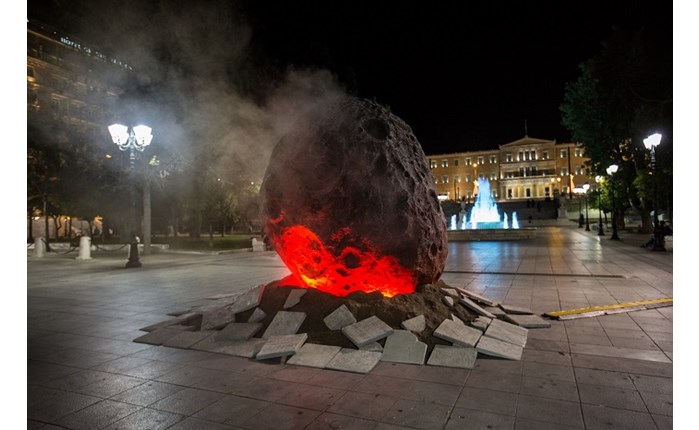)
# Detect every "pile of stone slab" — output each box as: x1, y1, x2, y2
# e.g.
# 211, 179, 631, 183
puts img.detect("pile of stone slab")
134, 283, 551, 374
